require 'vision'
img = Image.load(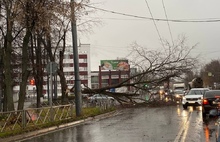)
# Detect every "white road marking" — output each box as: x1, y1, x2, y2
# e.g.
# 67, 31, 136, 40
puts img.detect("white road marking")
174, 111, 192, 142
